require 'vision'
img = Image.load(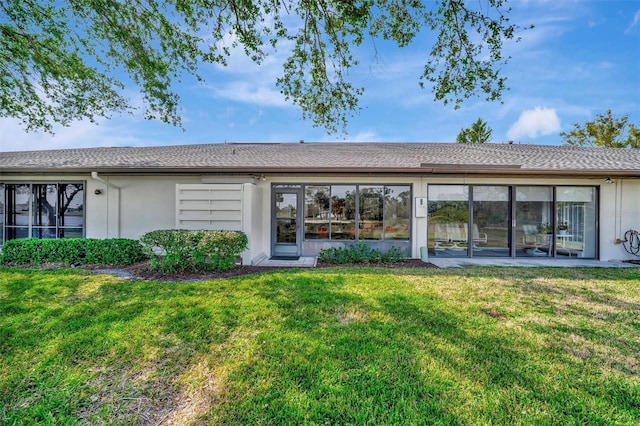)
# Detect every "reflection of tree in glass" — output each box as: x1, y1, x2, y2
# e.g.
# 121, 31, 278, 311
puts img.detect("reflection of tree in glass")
314, 190, 330, 219
38, 184, 83, 228
332, 197, 345, 220
331, 188, 356, 221
0, 184, 4, 223
429, 202, 468, 223
359, 187, 383, 221
384, 187, 410, 221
